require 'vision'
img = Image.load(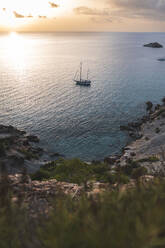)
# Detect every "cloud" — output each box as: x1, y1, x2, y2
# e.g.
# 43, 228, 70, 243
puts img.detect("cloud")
74, 1, 165, 23
74, 6, 113, 23
13, 11, 25, 18
91, 17, 112, 23
74, 6, 109, 16
49, 2, 59, 8
109, 0, 165, 21
13, 11, 34, 18
27, 14, 33, 18
38, 15, 47, 18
